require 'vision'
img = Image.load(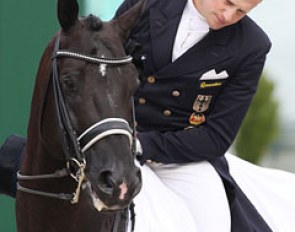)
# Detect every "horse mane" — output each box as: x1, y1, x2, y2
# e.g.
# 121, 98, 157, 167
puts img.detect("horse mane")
25, 35, 57, 156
